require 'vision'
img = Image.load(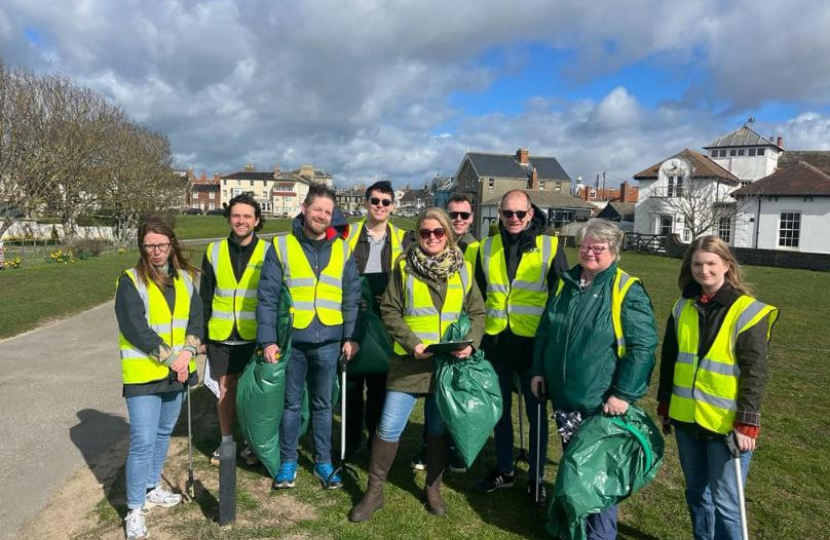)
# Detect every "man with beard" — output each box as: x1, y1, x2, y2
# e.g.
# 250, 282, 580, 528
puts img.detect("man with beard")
257, 184, 361, 490
200, 193, 268, 466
